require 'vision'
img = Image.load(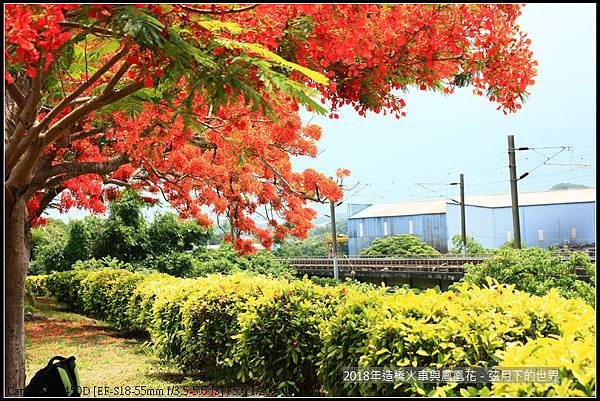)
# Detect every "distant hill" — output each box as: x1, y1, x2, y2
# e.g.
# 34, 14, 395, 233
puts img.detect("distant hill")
550, 183, 591, 190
